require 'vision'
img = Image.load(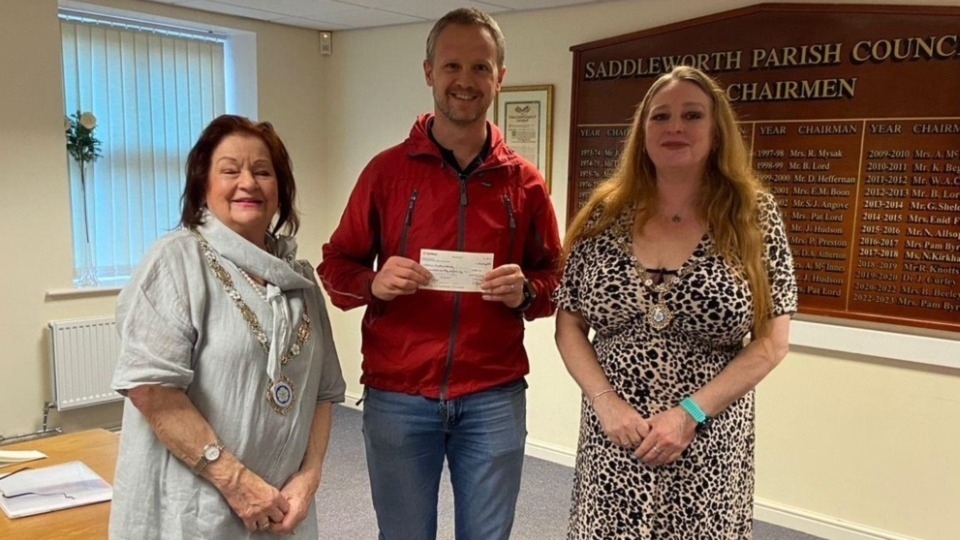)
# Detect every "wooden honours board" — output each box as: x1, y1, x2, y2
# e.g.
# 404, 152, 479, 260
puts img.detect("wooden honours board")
568, 3, 960, 332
